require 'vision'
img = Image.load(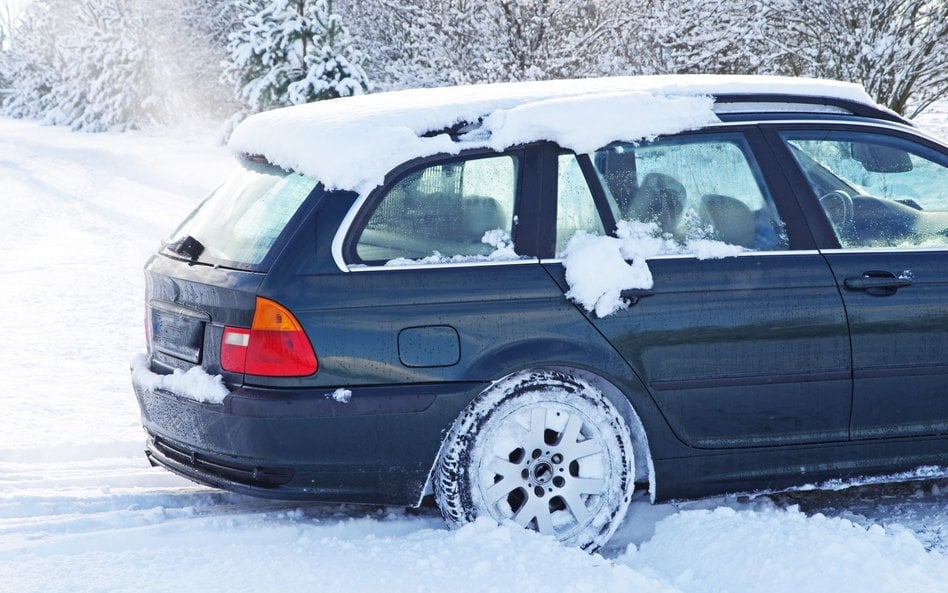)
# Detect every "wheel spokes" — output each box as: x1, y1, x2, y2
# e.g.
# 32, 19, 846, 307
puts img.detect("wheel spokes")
559, 413, 583, 447
479, 401, 616, 540
528, 406, 547, 445
562, 491, 592, 525
566, 438, 603, 461
512, 494, 555, 535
